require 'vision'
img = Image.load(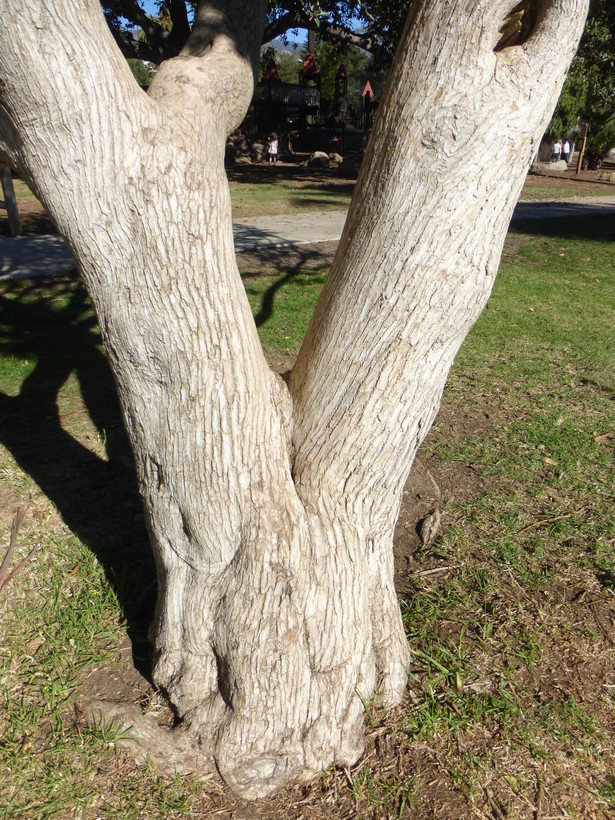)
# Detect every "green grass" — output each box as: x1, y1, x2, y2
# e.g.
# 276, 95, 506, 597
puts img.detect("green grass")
230, 179, 352, 218
519, 184, 609, 200
9, 179, 37, 200
241, 267, 327, 353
